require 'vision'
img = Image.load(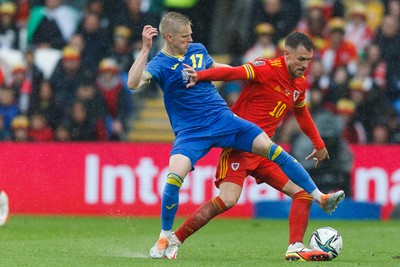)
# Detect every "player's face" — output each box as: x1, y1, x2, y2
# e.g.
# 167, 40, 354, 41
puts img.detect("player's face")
285, 46, 313, 79
169, 25, 193, 55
